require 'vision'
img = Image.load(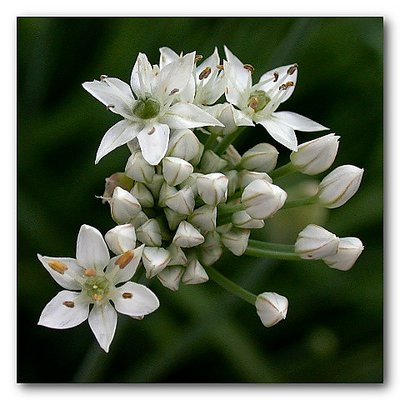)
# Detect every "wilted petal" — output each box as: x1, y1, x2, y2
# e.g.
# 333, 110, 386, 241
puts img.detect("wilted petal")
273, 111, 328, 132
137, 123, 170, 166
